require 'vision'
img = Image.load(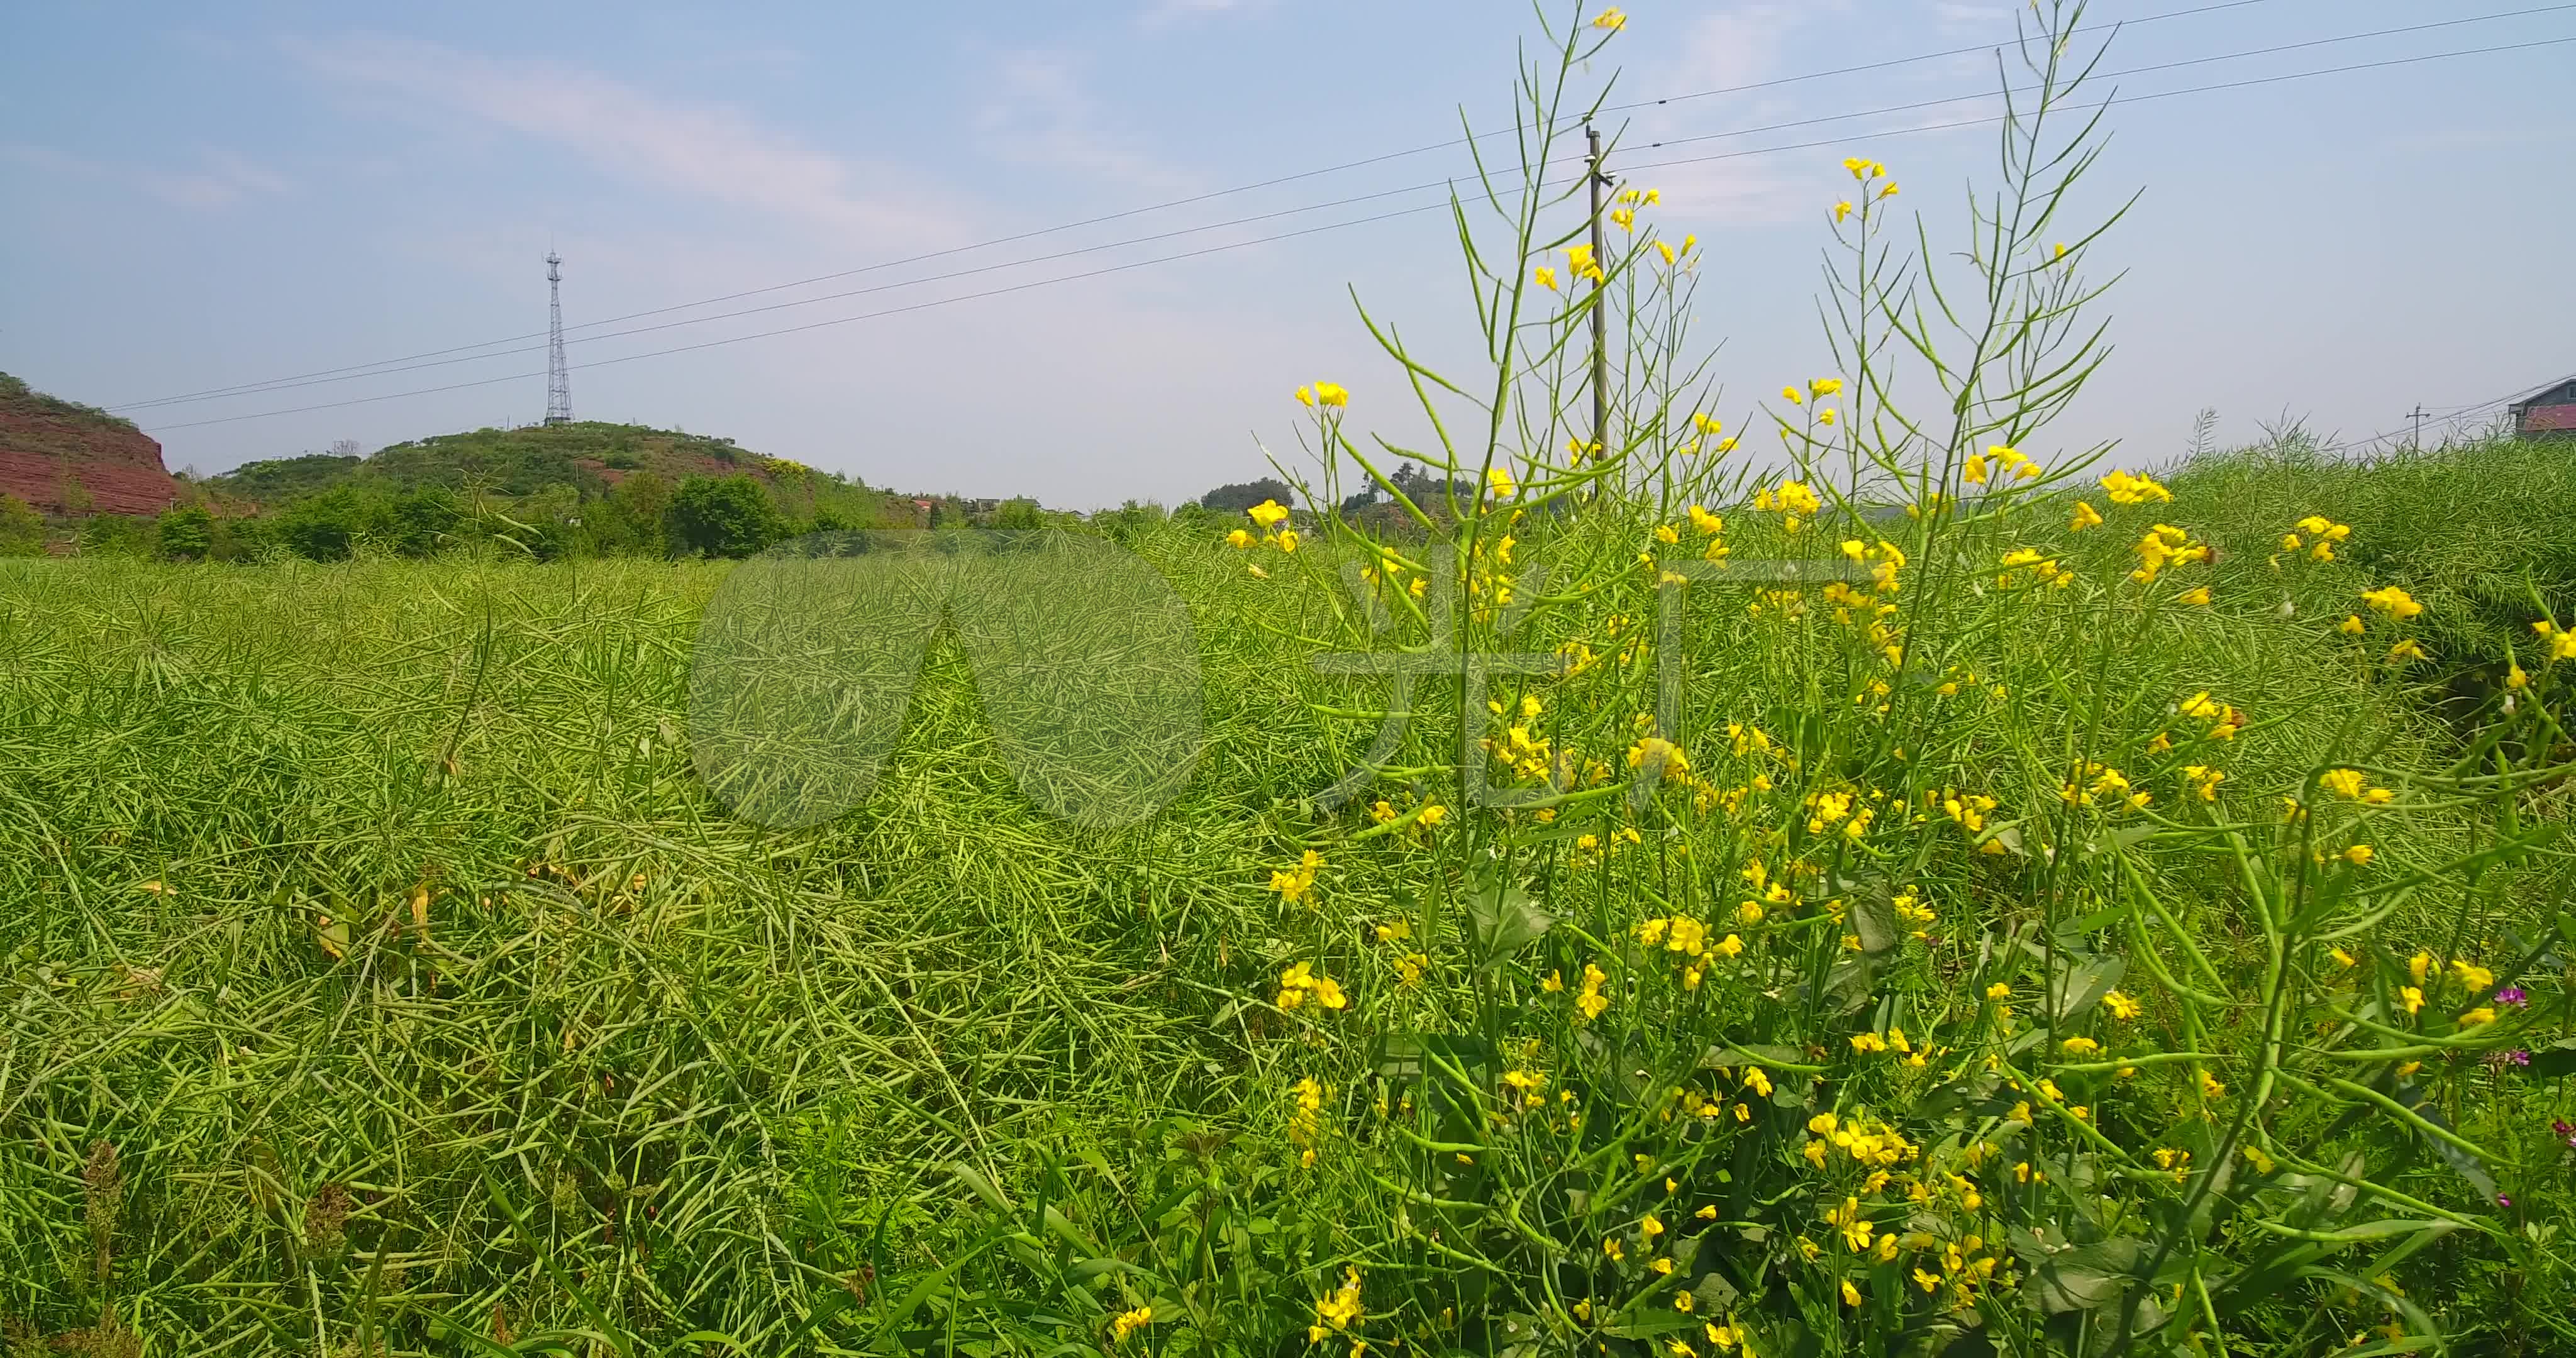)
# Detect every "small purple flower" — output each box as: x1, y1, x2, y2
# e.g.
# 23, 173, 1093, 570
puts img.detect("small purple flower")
2495, 986, 2528, 1007
2498, 1194, 2514, 1208
2508, 1049, 2530, 1066
2558, 1119, 2576, 1149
